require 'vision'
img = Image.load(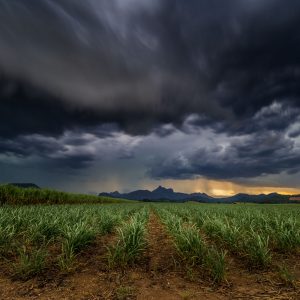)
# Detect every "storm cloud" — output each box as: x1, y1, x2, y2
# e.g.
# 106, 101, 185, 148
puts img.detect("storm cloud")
149, 102, 300, 180
1, 0, 300, 135
0, 0, 300, 190
149, 129, 300, 180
